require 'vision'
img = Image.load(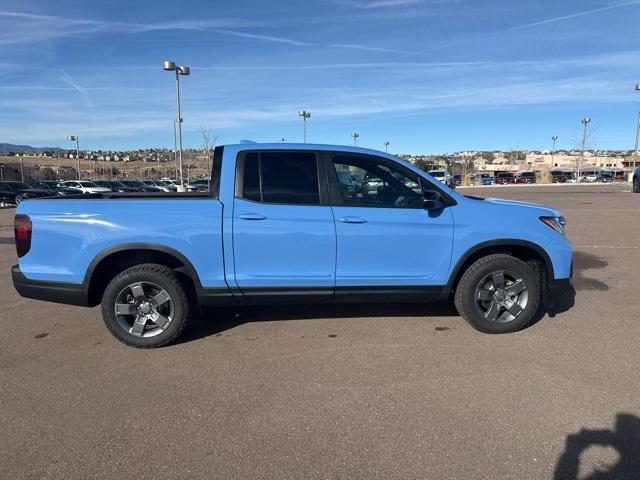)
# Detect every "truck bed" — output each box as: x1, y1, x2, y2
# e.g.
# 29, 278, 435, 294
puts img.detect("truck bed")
29, 192, 212, 200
